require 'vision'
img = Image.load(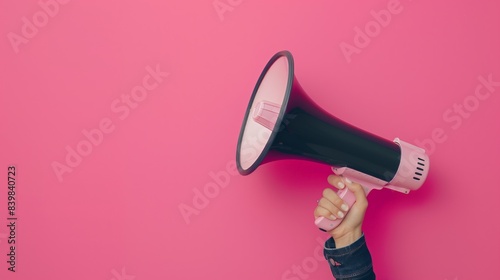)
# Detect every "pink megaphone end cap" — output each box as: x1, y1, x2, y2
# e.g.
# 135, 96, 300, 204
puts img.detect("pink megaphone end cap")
387, 138, 430, 192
